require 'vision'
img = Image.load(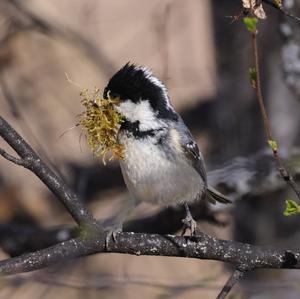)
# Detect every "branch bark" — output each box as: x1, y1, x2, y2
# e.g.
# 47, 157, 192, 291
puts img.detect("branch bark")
0, 231, 299, 276
216, 269, 246, 299
0, 116, 98, 230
